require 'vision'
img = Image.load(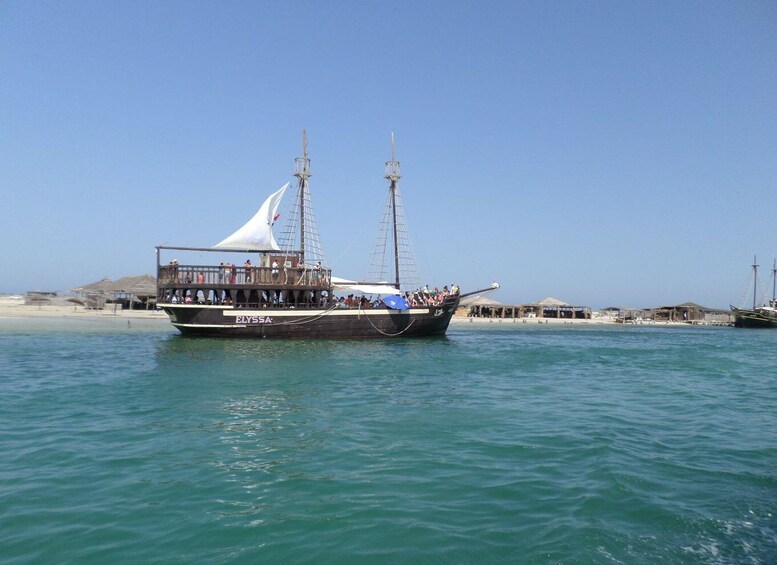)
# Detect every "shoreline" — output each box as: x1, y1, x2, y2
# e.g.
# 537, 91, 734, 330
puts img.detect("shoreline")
448, 316, 699, 327
0, 300, 169, 320
0, 298, 718, 329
